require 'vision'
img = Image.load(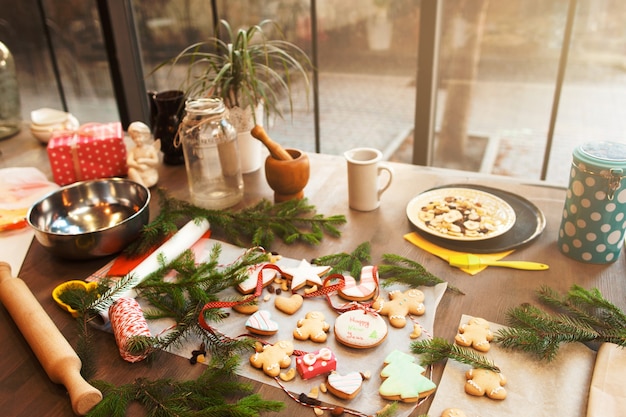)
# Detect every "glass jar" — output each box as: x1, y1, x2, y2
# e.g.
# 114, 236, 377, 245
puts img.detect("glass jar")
180, 98, 243, 209
557, 141, 626, 263
0, 41, 21, 140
